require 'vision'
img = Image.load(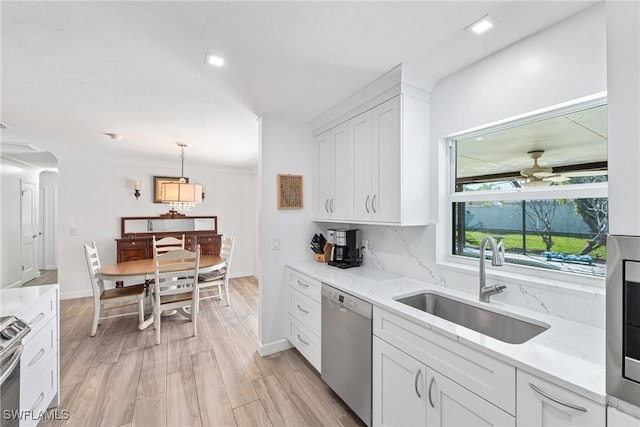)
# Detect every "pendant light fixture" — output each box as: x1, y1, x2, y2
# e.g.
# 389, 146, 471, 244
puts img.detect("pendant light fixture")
160, 142, 202, 216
